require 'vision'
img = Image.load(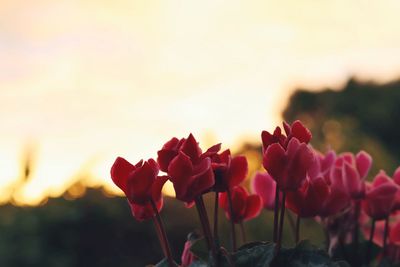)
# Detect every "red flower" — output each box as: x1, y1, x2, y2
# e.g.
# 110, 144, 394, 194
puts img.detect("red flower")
282, 120, 312, 144
110, 157, 167, 221
128, 199, 163, 222
261, 120, 312, 152
157, 137, 186, 172
219, 186, 262, 223
211, 149, 248, 192
166, 134, 220, 202
251, 172, 277, 210
286, 176, 330, 218
335, 151, 372, 199
263, 137, 315, 191
362, 170, 398, 220
261, 126, 286, 151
